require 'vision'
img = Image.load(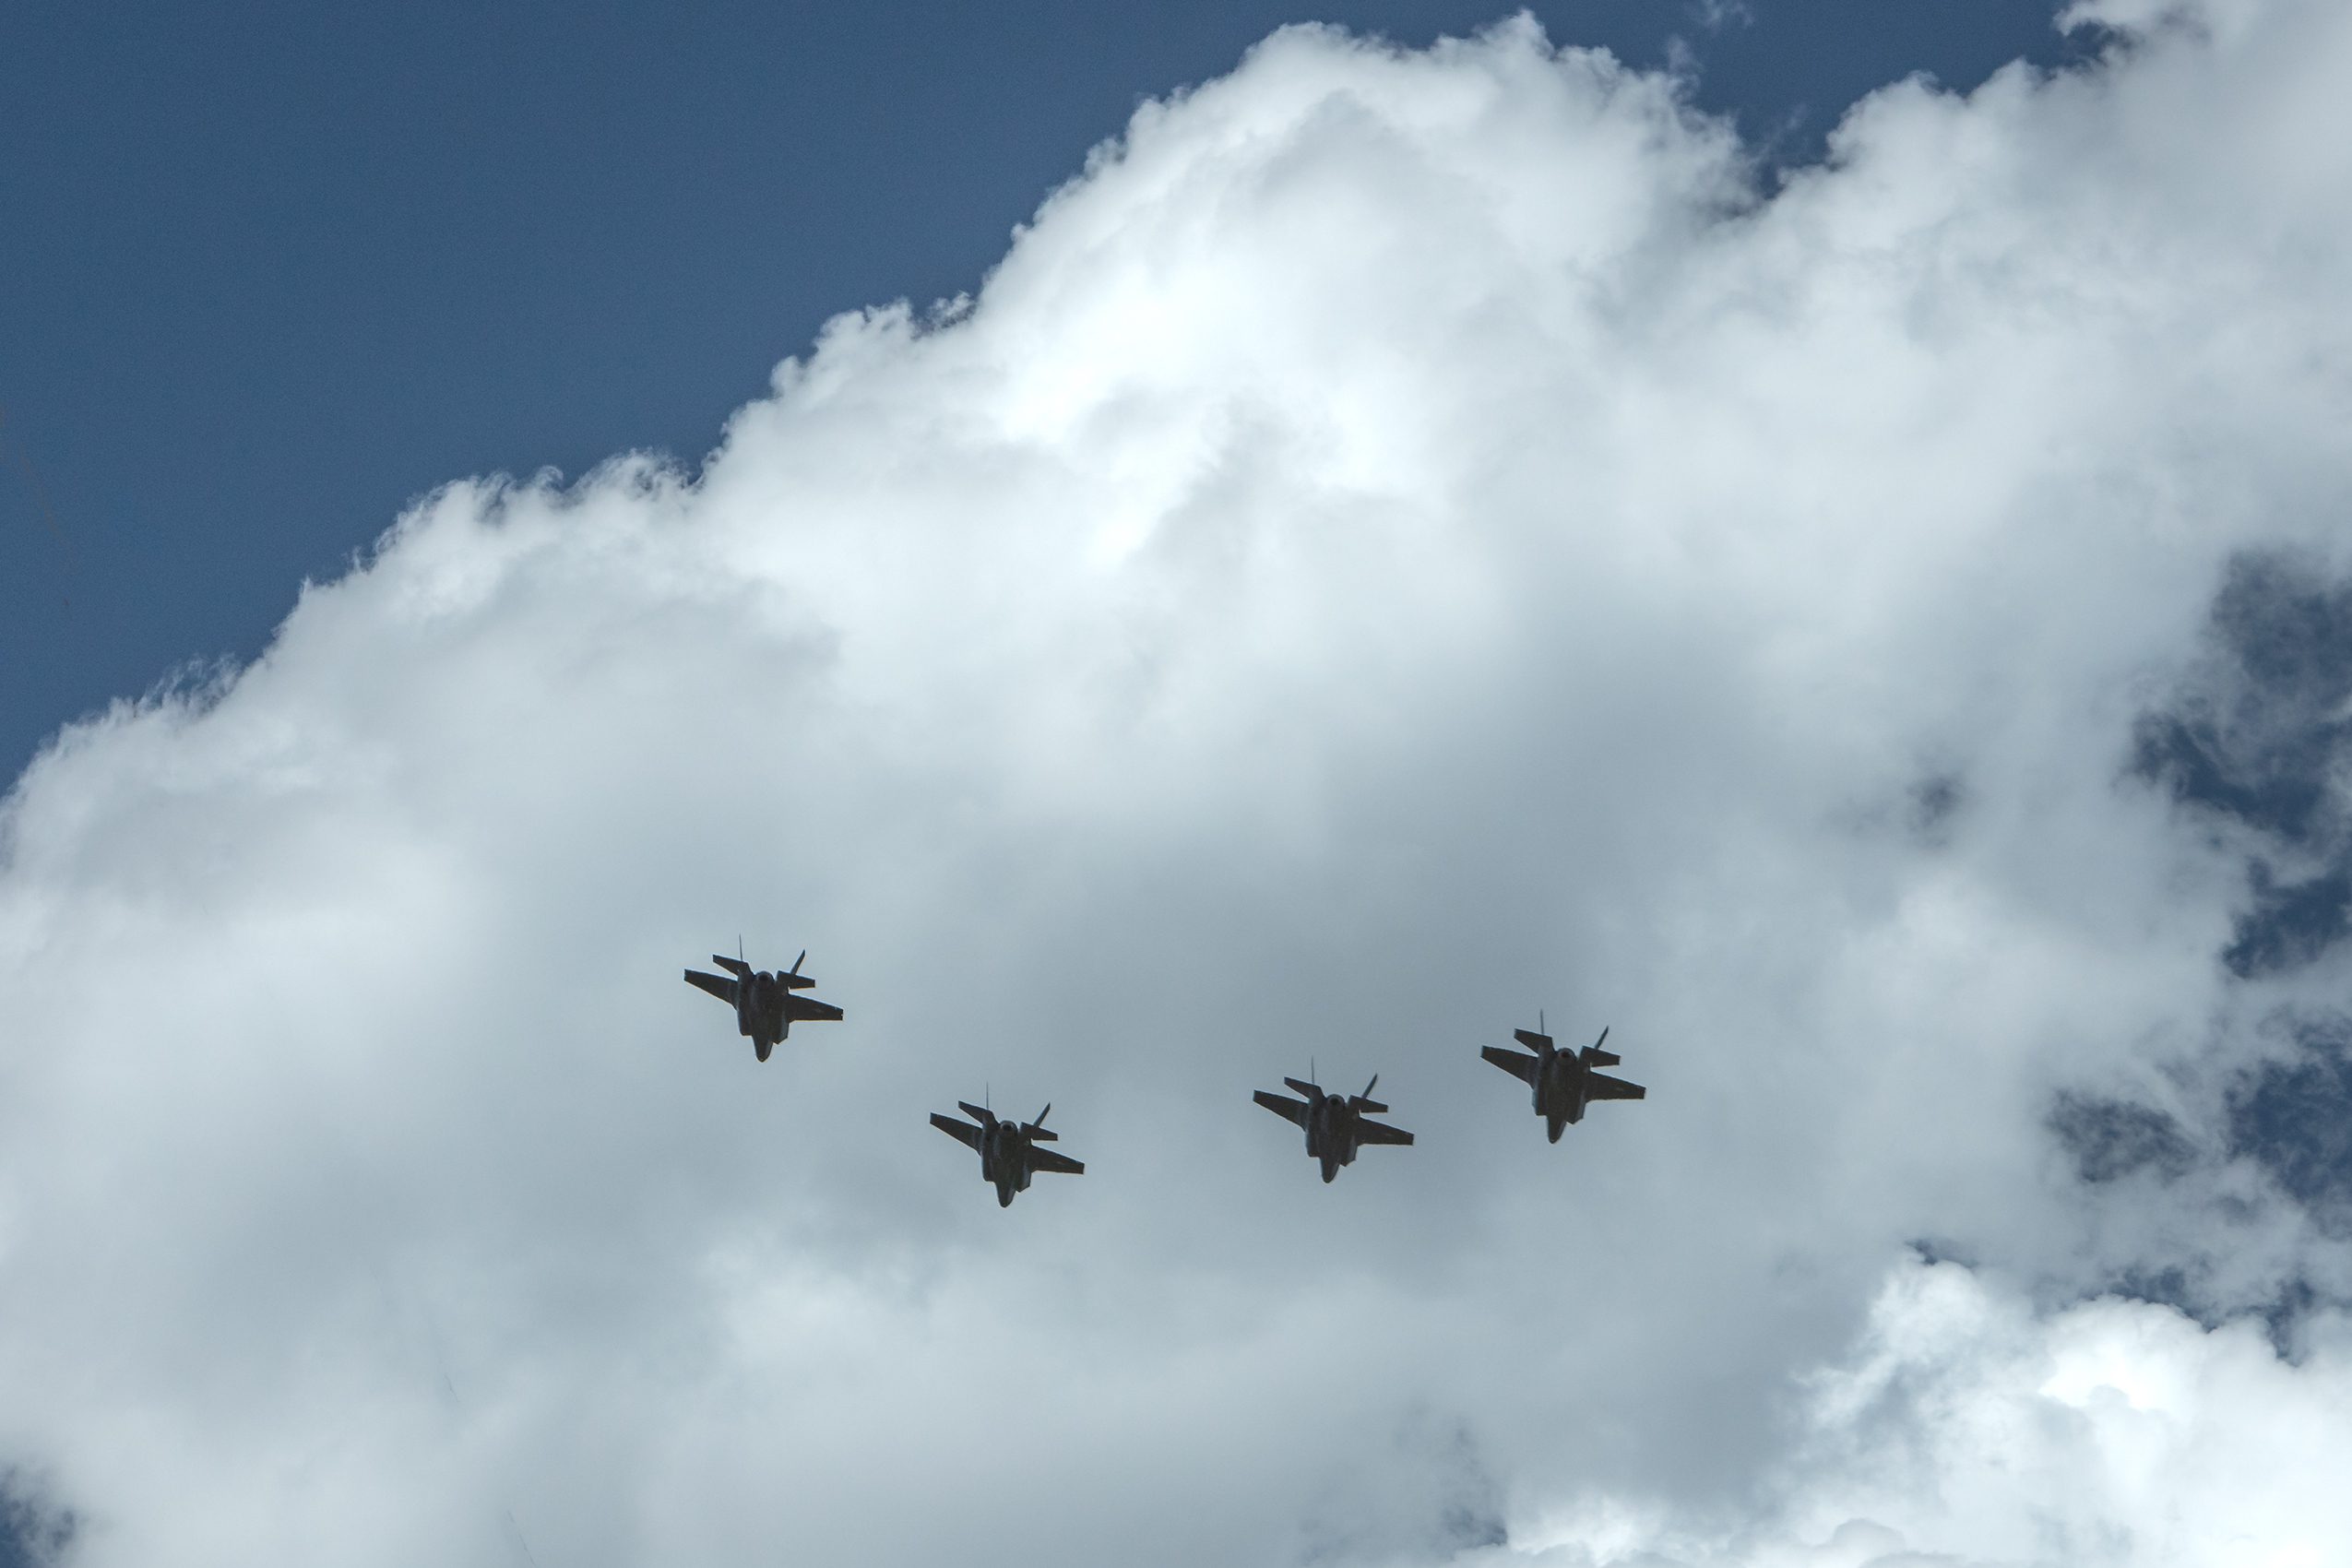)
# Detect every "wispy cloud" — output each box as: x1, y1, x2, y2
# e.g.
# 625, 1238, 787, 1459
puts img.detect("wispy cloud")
1686, 0, 1756, 34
